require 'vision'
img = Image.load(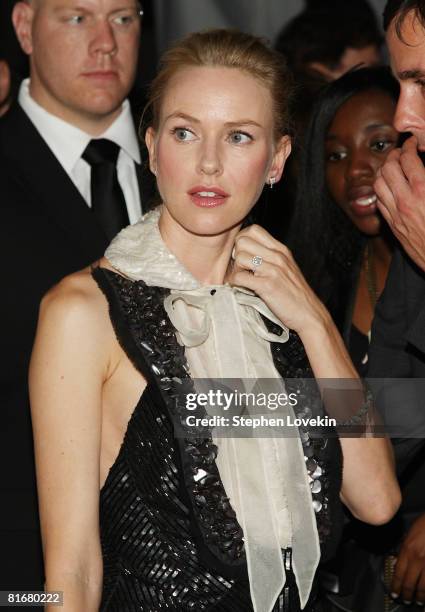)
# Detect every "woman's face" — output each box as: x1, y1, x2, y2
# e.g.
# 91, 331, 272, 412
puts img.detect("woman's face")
146, 66, 291, 238
325, 90, 398, 236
